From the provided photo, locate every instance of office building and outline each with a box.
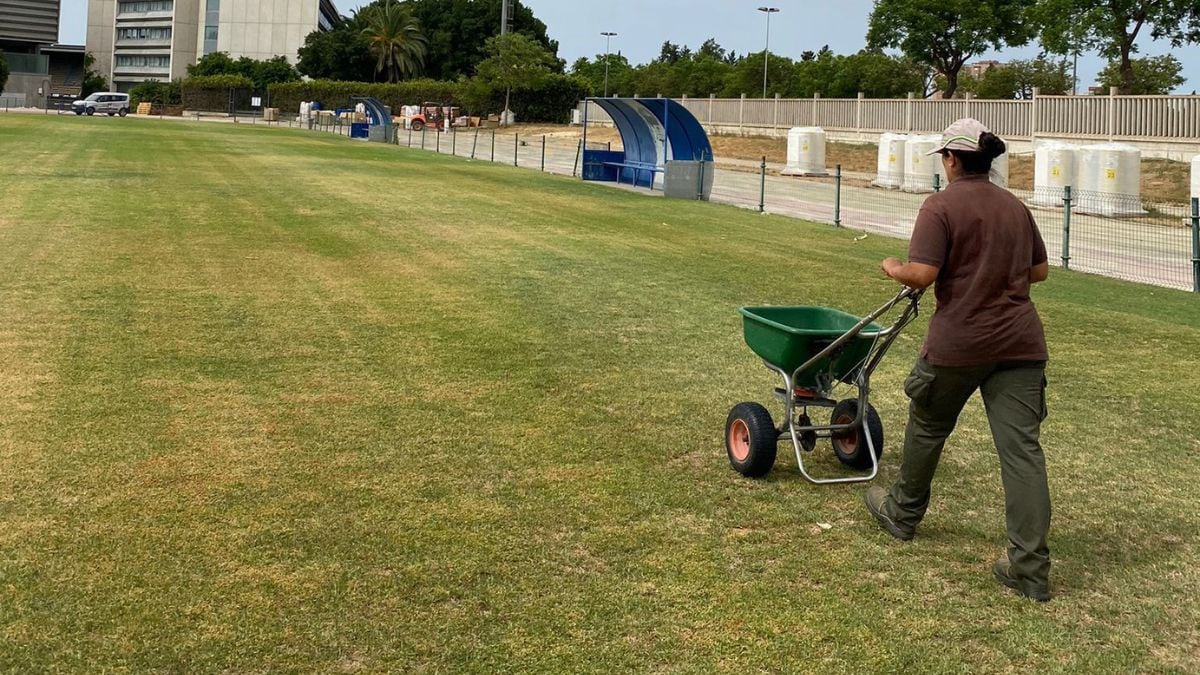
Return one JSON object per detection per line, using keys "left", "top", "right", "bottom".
{"left": 86, "top": 0, "right": 339, "bottom": 92}
{"left": 0, "top": 1, "right": 85, "bottom": 108}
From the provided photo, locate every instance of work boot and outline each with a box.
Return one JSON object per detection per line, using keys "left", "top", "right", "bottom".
{"left": 863, "top": 486, "right": 914, "bottom": 541}
{"left": 993, "top": 557, "right": 1051, "bottom": 602}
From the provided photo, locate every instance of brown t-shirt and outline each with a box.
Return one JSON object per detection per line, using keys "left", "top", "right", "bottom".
{"left": 909, "top": 174, "right": 1049, "bottom": 367}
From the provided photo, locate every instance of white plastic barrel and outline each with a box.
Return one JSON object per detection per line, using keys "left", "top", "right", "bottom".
{"left": 782, "top": 127, "right": 828, "bottom": 176}
{"left": 1076, "top": 143, "right": 1144, "bottom": 215}
{"left": 903, "top": 134, "right": 942, "bottom": 193}
{"left": 1032, "top": 141, "right": 1076, "bottom": 206}
{"left": 874, "top": 133, "right": 907, "bottom": 188}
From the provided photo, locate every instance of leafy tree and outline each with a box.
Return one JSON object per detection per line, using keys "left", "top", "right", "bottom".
{"left": 969, "top": 58, "right": 1071, "bottom": 99}
{"left": 475, "top": 33, "right": 557, "bottom": 123}
{"left": 187, "top": 52, "right": 299, "bottom": 90}
{"left": 187, "top": 51, "right": 238, "bottom": 77}
{"left": 837, "top": 51, "right": 928, "bottom": 98}
{"left": 1031, "top": 0, "right": 1200, "bottom": 94}
{"left": 697, "top": 38, "right": 727, "bottom": 62}
{"left": 297, "top": 11, "right": 377, "bottom": 81}
{"left": 81, "top": 53, "right": 108, "bottom": 96}
{"left": 0, "top": 53, "right": 8, "bottom": 95}
{"left": 243, "top": 56, "right": 301, "bottom": 90}
{"left": 569, "top": 53, "right": 634, "bottom": 96}
{"left": 721, "top": 51, "right": 796, "bottom": 97}
{"left": 400, "top": 0, "right": 559, "bottom": 81}
{"left": 362, "top": 0, "right": 428, "bottom": 82}
{"left": 1096, "top": 54, "right": 1185, "bottom": 94}
{"left": 867, "top": 0, "right": 1035, "bottom": 98}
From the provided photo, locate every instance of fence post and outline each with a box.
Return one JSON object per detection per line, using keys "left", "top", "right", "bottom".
{"left": 1030, "top": 87, "right": 1040, "bottom": 139}
{"left": 573, "top": 138, "right": 581, "bottom": 177}
{"left": 708, "top": 93, "right": 714, "bottom": 127}
{"left": 906, "top": 92, "right": 914, "bottom": 132}
{"left": 408, "top": 126, "right": 412, "bottom": 147}
{"left": 1107, "top": 86, "right": 1118, "bottom": 141}
{"left": 436, "top": 127, "right": 441, "bottom": 153}
{"left": 739, "top": 93, "right": 745, "bottom": 132}
{"left": 774, "top": 93, "right": 780, "bottom": 129}
{"left": 451, "top": 129, "right": 456, "bottom": 155}
{"left": 514, "top": 133, "right": 519, "bottom": 167}
{"left": 759, "top": 156, "right": 767, "bottom": 213}
{"left": 1192, "top": 197, "right": 1199, "bottom": 293}
{"left": 491, "top": 131, "right": 496, "bottom": 162}
{"left": 471, "top": 128, "right": 479, "bottom": 159}
{"left": 933, "top": 173, "right": 941, "bottom": 192}
{"left": 834, "top": 164, "right": 842, "bottom": 227}
{"left": 812, "top": 92, "right": 820, "bottom": 127}
{"left": 856, "top": 92, "right": 864, "bottom": 131}
{"left": 421, "top": 128, "right": 426, "bottom": 150}
{"left": 1062, "top": 186, "right": 1073, "bottom": 270}
{"left": 541, "top": 135, "right": 546, "bottom": 172}
{"left": 964, "top": 92, "right": 972, "bottom": 121}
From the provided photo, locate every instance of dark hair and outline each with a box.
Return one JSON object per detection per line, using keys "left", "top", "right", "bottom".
{"left": 948, "top": 132, "right": 1006, "bottom": 175}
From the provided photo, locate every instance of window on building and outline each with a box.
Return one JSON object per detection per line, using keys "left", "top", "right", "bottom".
{"left": 117, "top": 27, "right": 172, "bottom": 41}
{"left": 118, "top": 1, "right": 174, "bottom": 14}
{"left": 115, "top": 55, "right": 171, "bottom": 69}
{"left": 203, "top": 0, "right": 220, "bottom": 55}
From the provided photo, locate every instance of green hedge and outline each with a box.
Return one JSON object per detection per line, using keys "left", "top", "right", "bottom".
{"left": 268, "top": 79, "right": 461, "bottom": 115}
{"left": 182, "top": 74, "right": 253, "bottom": 112}
{"left": 129, "top": 79, "right": 182, "bottom": 108}
{"left": 268, "top": 75, "right": 588, "bottom": 123}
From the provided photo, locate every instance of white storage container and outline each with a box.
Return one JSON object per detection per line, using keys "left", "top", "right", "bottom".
{"left": 1031, "top": 141, "right": 1076, "bottom": 206}
{"left": 1076, "top": 143, "right": 1144, "bottom": 216}
{"left": 874, "top": 133, "right": 907, "bottom": 188}
{"left": 903, "top": 134, "right": 942, "bottom": 192}
{"left": 989, "top": 149, "right": 1010, "bottom": 188}
{"left": 781, "top": 127, "right": 828, "bottom": 176}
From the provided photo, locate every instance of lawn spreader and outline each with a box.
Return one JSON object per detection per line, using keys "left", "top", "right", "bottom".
{"left": 725, "top": 286, "right": 924, "bottom": 484}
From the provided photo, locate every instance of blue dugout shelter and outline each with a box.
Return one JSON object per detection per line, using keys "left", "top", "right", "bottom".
{"left": 581, "top": 97, "right": 713, "bottom": 190}
{"left": 350, "top": 96, "right": 394, "bottom": 143}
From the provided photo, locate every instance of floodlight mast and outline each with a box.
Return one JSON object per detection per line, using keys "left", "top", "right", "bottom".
{"left": 758, "top": 7, "right": 780, "bottom": 99}
{"left": 601, "top": 32, "right": 618, "bottom": 97}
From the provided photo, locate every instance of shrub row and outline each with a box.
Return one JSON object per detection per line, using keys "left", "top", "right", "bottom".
{"left": 267, "top": 75, "right": 588, "bottom": 124}
{"left": 182, "top": 74, "right": 253, "bottom": 112}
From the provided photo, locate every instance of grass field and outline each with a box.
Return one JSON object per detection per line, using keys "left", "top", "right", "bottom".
{"left": 2, "top": 115, "right": 1199, "bottom": 672}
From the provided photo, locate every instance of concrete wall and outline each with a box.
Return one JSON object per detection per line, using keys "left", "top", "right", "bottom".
{"left": 2, "top": 71, "right": 52, "bottom": 107}
{"left": 0, "top": 0, "right": 61, "bottom": 44}
{"left": 215, "top": 0, "right": 316, "bottom": 64}
{"left": 85, "top": 0, "right": 115, "bottom": 85}
{"left": 171, "top": 0, "right": 200, "bottom": 80}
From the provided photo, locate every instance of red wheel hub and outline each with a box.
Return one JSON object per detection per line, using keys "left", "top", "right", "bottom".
{"left": 729, "top": 419, "right": 751, "bottom": 461}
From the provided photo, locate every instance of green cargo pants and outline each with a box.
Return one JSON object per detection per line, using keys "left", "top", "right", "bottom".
{"left": 880, "top": 357, "right": 1051, "bottom": 586}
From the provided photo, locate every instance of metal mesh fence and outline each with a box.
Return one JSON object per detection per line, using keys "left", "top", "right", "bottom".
{"left": 286, "top": 118, "right": 1200, "bottom": 294}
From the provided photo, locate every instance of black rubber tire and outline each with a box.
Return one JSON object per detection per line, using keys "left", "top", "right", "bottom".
{"left": 410, "top": 120, "right": 424, "bottom": 132}
{"left": 107, "top": 112, "right": 115, "bottom": 116}
{"left": 86, "top": 108, "right": 95, "bottom": 116}
{"left": 829, "top": 399, "right": 884, "bottom": 470}
{"left": 119, "top": 108, "right": 128, "bottom": 117}
{"left": 74, "top": 111, "right": 82, "bottom": 116}
{"left": 725, "top": 402, "right": 778, "bottom": 478}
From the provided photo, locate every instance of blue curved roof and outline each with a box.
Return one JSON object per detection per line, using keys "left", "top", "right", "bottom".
{"left": 587, "top": 97, "right": 713, "bottom": 164}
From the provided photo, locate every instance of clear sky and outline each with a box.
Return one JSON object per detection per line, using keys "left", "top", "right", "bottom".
{"left": 58, "top": 0, "right": 1200, "bottom": 93}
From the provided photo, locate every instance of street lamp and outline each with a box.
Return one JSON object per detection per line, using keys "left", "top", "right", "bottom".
{"left": 601, "top": 31, "right": 618, "bottom": 97}
{"left": 758, "top": 7, "right": 780, "bottom": 99}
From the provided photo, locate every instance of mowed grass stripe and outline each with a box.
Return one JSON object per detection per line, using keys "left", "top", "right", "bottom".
{"left": 0, "top": 115, "right": 1197, "bottom": 672}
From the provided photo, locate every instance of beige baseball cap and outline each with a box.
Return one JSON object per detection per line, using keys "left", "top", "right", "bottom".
{"left": 927, "top": 117, "right": 991, "bottom": 155}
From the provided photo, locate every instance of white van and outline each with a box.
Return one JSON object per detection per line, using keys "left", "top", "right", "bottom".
{"left": 72, "top": 92, "right": 131, "bottom": 117}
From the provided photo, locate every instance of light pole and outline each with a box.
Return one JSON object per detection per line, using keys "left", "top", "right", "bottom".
{"left": 758, "top": 7, "right": 780, "bottom": 99}
{"left": 601, "top": 31, "right": 618, "bottom": 97}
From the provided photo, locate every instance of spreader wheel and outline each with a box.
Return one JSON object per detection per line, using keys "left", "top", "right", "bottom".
{"left": 725, "top": 402, "right": 778, "bottom": 478}
{"left": 829, "top": 399, "right": 884, "bottom": 470}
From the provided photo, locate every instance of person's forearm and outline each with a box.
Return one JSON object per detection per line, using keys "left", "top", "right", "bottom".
{"left": 888, "top": 263, "right": 936, "bottom": 289}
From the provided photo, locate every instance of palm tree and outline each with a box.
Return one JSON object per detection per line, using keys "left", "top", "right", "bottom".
{"left": 362, "top": 1, "right": 428, "bottom": 83}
